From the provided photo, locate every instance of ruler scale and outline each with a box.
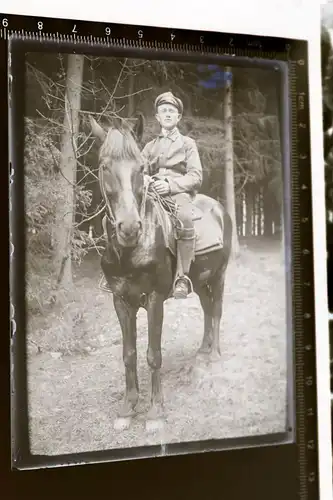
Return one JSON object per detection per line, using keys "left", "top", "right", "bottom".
{"left": 3, "top": 12, "right": 319, "bottom": 499}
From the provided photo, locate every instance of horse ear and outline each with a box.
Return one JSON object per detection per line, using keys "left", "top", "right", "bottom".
{"left": 88, "top": 115, "right": 106, "bottom": 142}
{"left": 132, "top": 112, "right": 145, "bottom": 143}
{"left": 113, "top": 116, "right": 123, "bottom": 130}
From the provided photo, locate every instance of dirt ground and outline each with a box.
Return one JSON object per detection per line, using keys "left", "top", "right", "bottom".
{"left": 27, "top": 240, "right": 288, "bottom": 456}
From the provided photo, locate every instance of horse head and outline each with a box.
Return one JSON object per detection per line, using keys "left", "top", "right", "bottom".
{"left": 89, "top": 113, "right": 145, "bottom": 248}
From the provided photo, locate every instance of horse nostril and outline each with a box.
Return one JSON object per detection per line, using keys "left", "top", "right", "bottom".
{"left": 117, "top": 220, "right": 141, "bottom": 237}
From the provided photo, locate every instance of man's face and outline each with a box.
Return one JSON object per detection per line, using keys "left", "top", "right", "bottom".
{"left": 155, "top": 103, "right": 181, "bottom": 130}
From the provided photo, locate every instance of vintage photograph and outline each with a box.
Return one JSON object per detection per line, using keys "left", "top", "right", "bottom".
{"left": 21, "top": 48, "right": 289, "bottom": 457}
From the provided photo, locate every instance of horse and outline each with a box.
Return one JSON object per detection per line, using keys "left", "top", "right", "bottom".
{"left": 89, "top": 113, "right": 232, "bottom": 432}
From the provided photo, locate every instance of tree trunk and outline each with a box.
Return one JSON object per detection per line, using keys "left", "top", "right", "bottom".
{"left": 54, "top": 54, "right": 84, "bottom": 301}
{"left": 238, "top": 194, "right": 244, "bottom": 237}
{"left": 246, "top": 184, "right": 253, "bottom": 237}
{"left": 223, "top": 67, "right": 240, "bottom": 258}
{"left": 263, "top": 183, "right": 273, "bottom": 237}
{"left": 259, "top": 185, "right": 264, "bottom": 236}
{"left": 254, "top": 189, "right": 259, "bottom": 236}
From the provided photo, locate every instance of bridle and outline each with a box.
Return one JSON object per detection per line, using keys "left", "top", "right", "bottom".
{"left": 98, "top": 162, "right": 150, "bottom": 240}
{"left": 99, "top": 165, "right": 116, "bottom": 234}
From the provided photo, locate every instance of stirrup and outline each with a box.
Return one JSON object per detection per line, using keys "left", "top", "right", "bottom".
{"left": 173, "top": 275, "right": 193, "bottom": 300}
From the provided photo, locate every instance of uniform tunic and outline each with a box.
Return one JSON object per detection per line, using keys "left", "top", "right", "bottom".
{"left": 142, "top": 127, "right": 202, "bottom": 194}
{"left": 141, "top": 127, "right": 203, "bottom": 227}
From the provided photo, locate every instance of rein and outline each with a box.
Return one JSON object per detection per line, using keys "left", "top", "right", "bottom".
{"left": 147, "top": 181, "right": 181, "bottom": 226}
{"left": 99, "top": 161, "right": 182, "bottom": 243}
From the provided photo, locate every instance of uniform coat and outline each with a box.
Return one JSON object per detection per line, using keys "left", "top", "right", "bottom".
{"left": 142, "top": 127, "right": 203, "bottom": 197}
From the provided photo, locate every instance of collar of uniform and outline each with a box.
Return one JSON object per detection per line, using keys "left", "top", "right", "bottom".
{"left": 158, "top": 127, "right": 180, "bottom": 142}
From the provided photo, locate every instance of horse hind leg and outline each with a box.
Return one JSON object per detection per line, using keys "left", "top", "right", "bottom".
{"left": 209, "top": 268, "right": 227, "bottom": 362}
{"left": 197, "top": 283, "right": 213, "bottom": 356}
{"left": 197, "top": 267, "right": 226, "bottom": 363}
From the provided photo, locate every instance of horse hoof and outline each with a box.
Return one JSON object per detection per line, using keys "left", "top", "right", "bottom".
{"left": 114, "top": 416, "right": 132, "bottom": 431}
{"left": 195, "top": 351, "right": 213, "bottom": 368}
{"left": 209, "top": 350, "right": 221, "bottom": 363}
{"left": 196, "top": 350, "right": 209, "bottom": 361}
{"left": 145, "top": 418, "right": 165, "bottom": 433}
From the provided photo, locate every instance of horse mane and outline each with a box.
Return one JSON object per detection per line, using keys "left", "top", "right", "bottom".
{"left": 99, "top": 126, "right": 142, "bottom": 164}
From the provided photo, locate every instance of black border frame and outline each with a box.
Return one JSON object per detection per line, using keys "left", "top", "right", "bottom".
{"left": 1, "top": 12, "right": 318, "bottom": 500}
{"left": 10, "top": 37, "right": 293, "bottom": 467}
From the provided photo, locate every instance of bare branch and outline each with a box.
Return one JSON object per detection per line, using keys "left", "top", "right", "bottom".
{"left": 99, "top": 58, "right": 128, "bottom": 116}
{"left": 76, "top": 160, "right": 99, "bottom": 182}
{"left": 75, "top": 202, "right": 106, "bottom": 225}
{"left": 113, "top": 86, "right": 153, "bottom": 100}
{"left": 36, "top": 109, "right": 65, "bottom": 131}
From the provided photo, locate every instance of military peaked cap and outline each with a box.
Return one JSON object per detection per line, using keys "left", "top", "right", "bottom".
{"left": 154, "top": 91, "right": 184, "bottom": 114}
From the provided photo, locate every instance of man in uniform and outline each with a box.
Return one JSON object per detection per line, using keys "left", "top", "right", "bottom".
{"left": 142, "top": 91, "right": 203, "bottom": 299}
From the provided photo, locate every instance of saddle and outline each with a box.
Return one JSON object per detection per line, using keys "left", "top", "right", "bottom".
{"left": 151, "top": 193, "right": 225, "bottom": 257}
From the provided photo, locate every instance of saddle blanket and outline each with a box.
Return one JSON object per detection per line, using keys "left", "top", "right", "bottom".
{"left": 152, "top": 196, "right": 224, "bottom": 257}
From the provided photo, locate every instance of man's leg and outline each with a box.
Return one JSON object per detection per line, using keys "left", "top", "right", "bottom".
{"left": 173, "top": 194, "right": 196, "bottom": 299}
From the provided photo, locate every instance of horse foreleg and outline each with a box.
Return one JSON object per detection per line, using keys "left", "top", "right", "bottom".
{"left": 113, "top": 294, "right": 139, "bottom": 431}
{"left": 145, "top": 291, "right": 165, "bottom": 432}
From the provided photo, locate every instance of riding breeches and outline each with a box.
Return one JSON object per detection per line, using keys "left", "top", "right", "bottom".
{"left": 172, "top": 192, "right": 195, "bottom": 234}
{"left": 171, "top": 192, "right": 196, "bottom": 279}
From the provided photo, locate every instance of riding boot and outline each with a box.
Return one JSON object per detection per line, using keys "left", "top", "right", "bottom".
{"left": 173, "top": 226, "right": 196, "bottom": 299}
